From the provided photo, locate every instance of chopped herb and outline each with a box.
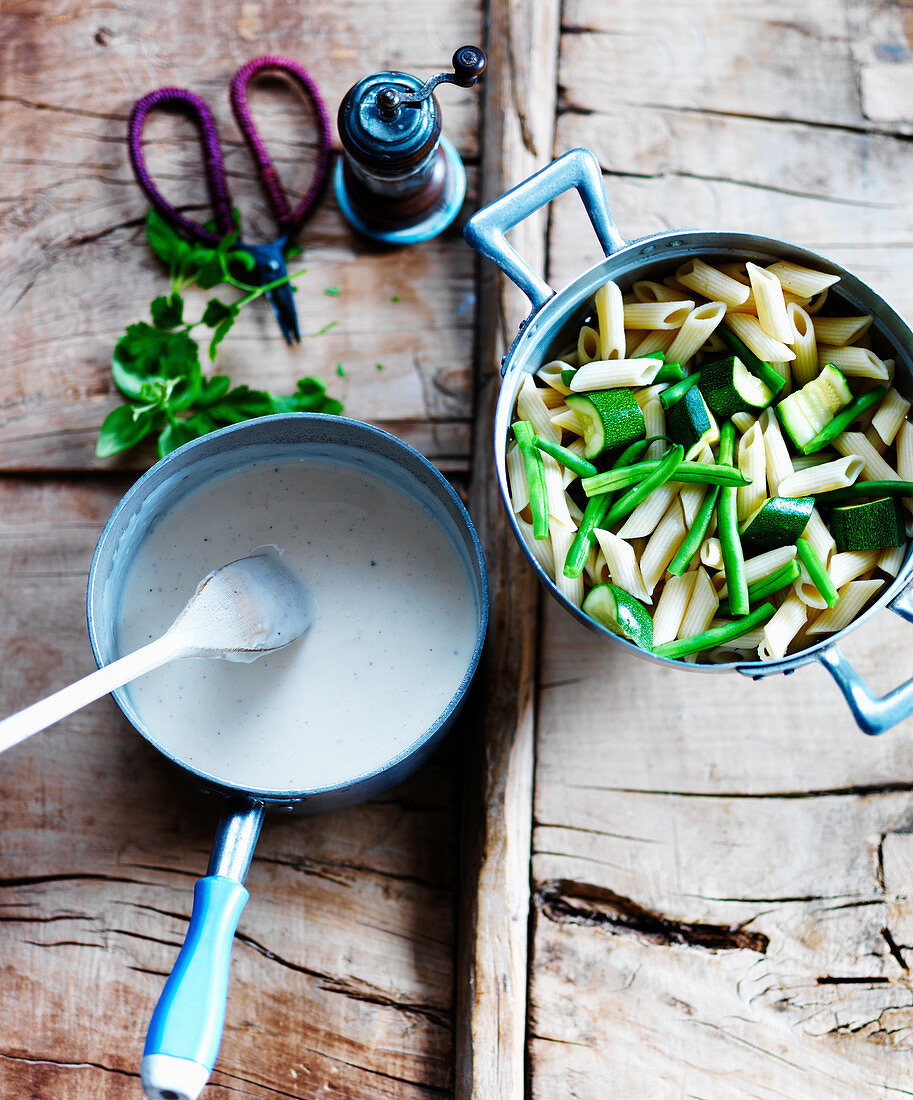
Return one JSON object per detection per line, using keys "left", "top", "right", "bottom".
{"left": 376, "top": 363, "right": 385, "bottom": 371}
{"left": 336, "top": 362, "right": 345, "bottom": 377}
{"left": 391, "top": 296, "right": 400, "bottom": 302}
{"left": 313, "top": 320, "right": 338, "bottom": 336}
{"left": 325, "top": 286, "right": 341, "bottom": 296}
{"left": 96, "top": 210, "right": 342, "bottom": 460}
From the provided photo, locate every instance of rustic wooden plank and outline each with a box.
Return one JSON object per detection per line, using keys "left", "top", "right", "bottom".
{"left": 0, "top": 478, "right": 461, "bottom": 1096}
{"left": 529, "top": 1, "right": 913, "bottom": 1095}
{"left": 0, "top": 0, "right": 481, "bottom": 471}
{"left": 454, "top": 1, "right": 560, "bottom": 1097}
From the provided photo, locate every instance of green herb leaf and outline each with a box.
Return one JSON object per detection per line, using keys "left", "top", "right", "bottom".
{"left": 200, "top": 298, "right": 237, "bottom": 329}
{"left": 312, "top": 320, "right": 337, "bottom": 336}
{"left": 195, "top": 375, "right": 232, "bottom": 407}
{"left": 150, "top": 292, "right": 184, "bottom": 329}
{"left": 96, "top": 404, "right": 160, "bottom": 457}
{"left": 208, "top": 314, "right": 237, "bottom": 360}
{"left": 325, "top": 286, "right": 340, "bottom": 296}
{"left": 336, "top": 362, "right": 345, "bottom": 377}
{"left": 146, "top": 211, "right": 191, "bottom": 276}
{"left": 196, "top": 254, "right": 228, "bottom": 290}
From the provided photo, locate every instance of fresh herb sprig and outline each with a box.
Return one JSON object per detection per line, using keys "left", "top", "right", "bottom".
{"left": 97, "top": 211, "right": 342, "bottom": 459}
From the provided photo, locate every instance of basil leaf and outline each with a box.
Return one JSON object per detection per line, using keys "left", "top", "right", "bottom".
{"left": 208, "top": 314, "right": 236, "bottom": 361}
{"left": 200, "top": 299, "right": 236, "bottom": 329}
{"left": 146, "top": 211, "right": 191, "bottom": 275}
{"left": 150, "top": 292, "right": 184, "bottom": 329}
{"left": 95, "top": 404, "right": 159, "bottom": 457}
{"left": 195, "top": 375, "right": 232, "bottom": 407}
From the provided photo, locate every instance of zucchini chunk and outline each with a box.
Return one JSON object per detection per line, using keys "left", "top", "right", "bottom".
{"left": 739, "top": 496, "right": 814, "bottom": 548}
{"left": 777, "top": 363, "right": 853, "bottom": 449}
{"left": 664, "top": 385, "right": 719, "bottom": 459}
{"left": 829, "top": 496, "right": 905, "bottom": 551}
{"left": 699, "top": 355, "right": 773, "bottom": 418}
{"left": 565, "top": 389, "right": 646, "bottom": 459}
{"left": 581, "top": 583, "right": 653, "bottom": 649}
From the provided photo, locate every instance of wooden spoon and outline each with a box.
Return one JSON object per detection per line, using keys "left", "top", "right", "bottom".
{"left": 0, "top": 554, "right": 313, "bottom": 755}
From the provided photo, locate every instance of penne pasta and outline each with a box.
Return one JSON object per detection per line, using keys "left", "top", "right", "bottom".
{"left": 594, "top": 529, "right": 652, "bottom": 604}
{"left": 550, "top": 524, "right": 584, "bottom": 607}
{"left": 811, "top": 314, "right": 873, "bottom": 347}
{"left": 678, "top": 567, "right": 720, "bottom": 638}
{"left": 761, "top": 407, "right": 794, "bottom": 495}
{"left": 700, "top": 536, "right": 724, "bottom": 570}
{"left": 632, "top": 279, "right": 685, "bottom": 303}
{"left": 871, "top": 388, "right": 912, "bottom": 446}
{"left": 878, "top": 545, "right": 906, "bottom": 577}
{"left": 676, "top": 259, "right": 750, "bottom": 307}
{"left": 777, "top": 454, "right": 864, "bottom": 497}
{"left": 568, "top": 358, "right": 663, "bottom": 391}
{"left": 640, "top": 499, "right": 687, "bottom": 594}
{"left": 803, "top": 508, "right": 836, "bottom": 570}
{"left": 537, "top": 360, "right": 574, "bottom": 394}
{"left": 828, "top": 550, "right": 880, "bottom": 590}
{"left": 628, "top": 328, "right": 677, "bottom": 358}
{"left": 517, "top": 373, "right": 560, "bottom": 442}
{"left": 622, "top": 300, "right": 695, "bottom": 330}
{"left": 807, "top": 580, "right": 884, "bottom": 634}
{"left": 666, "top": 301, "right": 726, "bottom": 363}
{"left": 787, "top": 302, "right": 818, "bottom": 387}
{"left": 577, "top": 325, "right": 600, "bottom": 365}
{"left": 759, "top": 593, "right": 807, "bottom": 660}
{"left": 765, "top": 260, "right": 840, "bottom": 297}
{"left": 723, "top": 312, "right": 796, "bottom": 362}
{"left": 643, "top": 397, "right": 666, "bottom": 461}
{"left": 833, "top": 431, "right": 902, "bottom": 481}
{"left": 817, "top": 345, "right": 890, "bottom": 381}
{"left": 746, "top": 262, "right": 794, "bottom": 343}
{"left": 595, "top": 280, "right": 626, "bottom": 361}
{"left": 617, "top": 481, "right": 680, "bottom": 539}
{"left": 652, "top": 571, "right": 697, "bottom": 646}
{"left": 737, "top": 423, "right": 767, "bottom": 521}
{"left": 506, "top": 443, "right": 530, "bottom": 513}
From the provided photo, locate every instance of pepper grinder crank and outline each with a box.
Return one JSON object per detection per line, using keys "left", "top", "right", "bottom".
{"left": 335, "top": 45, "right": 486, "bottom": 244}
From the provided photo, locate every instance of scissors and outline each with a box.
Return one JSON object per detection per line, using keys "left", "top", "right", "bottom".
{"left": 128, "top": 56, "right": 332, "bottom": 344}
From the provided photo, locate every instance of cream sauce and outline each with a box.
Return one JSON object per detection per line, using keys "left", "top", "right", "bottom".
{"left": 115, "top": 456, "right": 479, "bottom": 792}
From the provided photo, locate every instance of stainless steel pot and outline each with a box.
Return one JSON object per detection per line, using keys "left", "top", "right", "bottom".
{"left": 86, "top": 413, "right": 488, "bottom": 1100}
{"left": 464, "top": 146, "right": 913, "bottom": 736}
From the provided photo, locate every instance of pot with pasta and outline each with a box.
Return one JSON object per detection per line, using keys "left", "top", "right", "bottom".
{"left": 464, "top": 146, "right": 913, "bottom": 735}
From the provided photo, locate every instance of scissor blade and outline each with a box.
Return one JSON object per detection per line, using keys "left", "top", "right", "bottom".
{"left": 245, "top": 240, "right": 301, "bottom": 345}
{"left": 265, "top": 282, "right": 300, "bottom": 345}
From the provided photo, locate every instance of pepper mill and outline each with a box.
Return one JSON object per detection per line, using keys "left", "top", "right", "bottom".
{"left": 335, "top": 45, "right": 486, "bottom": 244}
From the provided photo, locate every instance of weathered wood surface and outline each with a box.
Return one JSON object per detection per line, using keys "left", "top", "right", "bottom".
{"left": 0, "top": 480, "right": 461, "bottom": 1097}
{"left": 0, "top": 0, "right": 481, "bottom": 1096}
{"left": 527, "top": 2, "right": 913, "bottom": 1097}
{"left": 0, "top": 0, "right": 480, "bottom": 471}
{"left": 456, "top": 0, "right": 557, "bottom": 1096}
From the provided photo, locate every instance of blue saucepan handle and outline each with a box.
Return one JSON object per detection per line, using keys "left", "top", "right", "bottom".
{"left": 141, "top": 798, "right": 265, "bottom": 1100}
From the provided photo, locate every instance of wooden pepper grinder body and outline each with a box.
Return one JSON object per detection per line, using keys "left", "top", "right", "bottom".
{"left": 335, "top": 46, "right": 486, "bottom": 244}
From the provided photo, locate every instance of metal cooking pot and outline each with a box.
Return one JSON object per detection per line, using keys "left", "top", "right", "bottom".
{"left": 86, "top": 413, "right": 488, "bottom": 1100}
{"left": 464, "top": 146, "right": 913, "bottom": 736}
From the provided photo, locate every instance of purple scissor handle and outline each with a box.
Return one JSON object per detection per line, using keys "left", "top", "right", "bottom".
{"left": 127, "top": 57, "right": 332, "bottom": 344}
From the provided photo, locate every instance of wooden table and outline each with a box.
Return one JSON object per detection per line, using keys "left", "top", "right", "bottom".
{"left": 4, "top": 2, "right": 913, "bottom": 1097}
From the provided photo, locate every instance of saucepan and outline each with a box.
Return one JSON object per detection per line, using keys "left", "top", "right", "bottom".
{"left": 464, "top": 146, "right": 913, "bottom": 735}
{"left": 85, "top": 413, "right": 488, "bottom": 1100}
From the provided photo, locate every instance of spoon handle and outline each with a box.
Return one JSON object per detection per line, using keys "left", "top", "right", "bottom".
{"left": 0, "top": 634, "right": 181, "bottom": 755}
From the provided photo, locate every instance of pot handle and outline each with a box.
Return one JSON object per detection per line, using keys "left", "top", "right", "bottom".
{"left": 815, "top": 580, "right": 913, "bottom": 735}
{"left": 140, "top": 797, "right": 265, "bottom": 1100}
{"left": 464, "top": 147, "right": 625, "bottom": 312}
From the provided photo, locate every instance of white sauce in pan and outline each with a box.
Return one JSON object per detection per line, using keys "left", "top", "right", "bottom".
{"left": 115, "top": 456, "right": 479, "bottom": 792}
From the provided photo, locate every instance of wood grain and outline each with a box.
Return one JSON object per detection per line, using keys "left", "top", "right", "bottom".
{"left": 0, "top": 478, "right": 461, "bottom": 1097}
{"left": 455, "top": 1, "right": 560, "bottom": 1097}
{"left": 528, "top": 2, "right": 913, "bottom": 1096}
{"left": 0, "top": 0, "right": 481, "bottom": 472}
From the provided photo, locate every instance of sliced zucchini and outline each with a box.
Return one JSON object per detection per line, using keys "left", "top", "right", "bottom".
{"left": 699, "top": 355, "right": 773, "bottom": 418}
{"left": 777, "top": 363, "right": 853, "bottom": 449}
{"left": 739, "top": 495, "right": 814, "bottom": 548}
{"left": 829, "top": 496, "right": 905, "bottom": 551}
{"left": 581, "top": 583, "right": 653, "bottom": 649}
{"left": 565, "top": 389, "right": 646, "bottom": 459}
{"left": 664, "top": 385, "right": 719, "bottom": 459}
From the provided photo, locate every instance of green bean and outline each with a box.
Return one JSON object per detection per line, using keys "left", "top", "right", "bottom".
{"left": 667, "top": 484, "right": 722, "bottom": 576}
{"left": 717, "top": 421, "right": 749, "bottom": 615}
{"left": 659, "top": 373, "right": 699, "bottom": 410}
{"left": 717, "top": 325, "right": 787, "bottom": 396}
{"left": 512, "top": 421, "right": 549, "bottom": 539}
{"left": 717, "top": 559, "right": 801, "bottom": 616}
{"left": 633, "top": 349, "right": 667, "bottom": 362}
{"left": 796, "top": 537, "right": 840, "bottom": 608}
{"left": 654, "top": 361, "right": 685, "bottom": 384}
{"left": 581, "top": 459, "right": 748, "bottom": 496}
{"left": 601, "top": 445, "right": 685, "bottom": 528}
{"left": 563, "top": 438, "right": 656, "bottom": 578}
{"left": 654, "top": 602, "right": 777, "bottom": 660}
{"left": 814, "top": 478, "right": 913, "bottom": 506}
{"left": 533, "top": 435, "right": 598, "bottom": 479}
{"left": 798, "top": 385, "right": 887, "bottom": 454}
